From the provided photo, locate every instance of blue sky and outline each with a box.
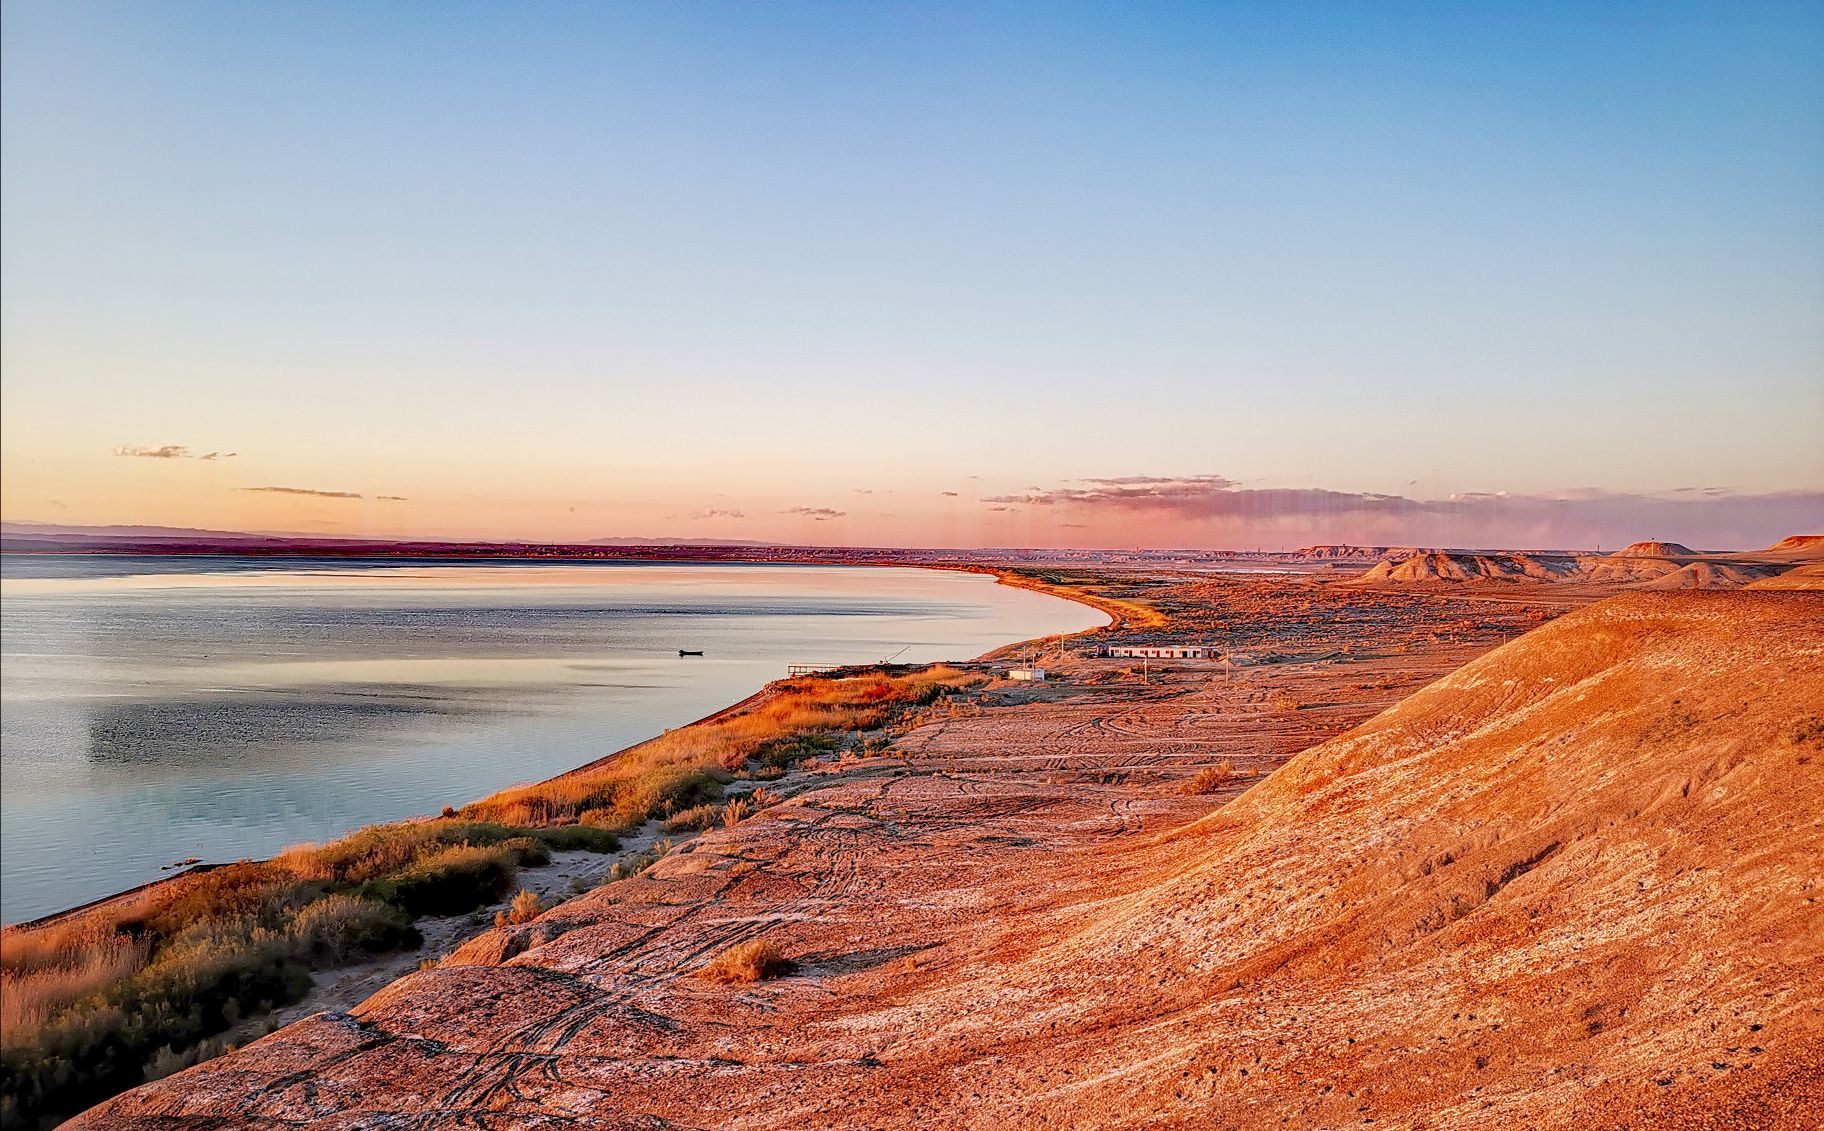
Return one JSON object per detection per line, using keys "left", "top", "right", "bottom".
{"left": 3, "top": 1, "right": 1820, "bottom": 547}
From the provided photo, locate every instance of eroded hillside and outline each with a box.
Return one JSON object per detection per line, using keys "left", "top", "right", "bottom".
{"left": 80, "top": 591, "right": 1824, "bottom": 1129}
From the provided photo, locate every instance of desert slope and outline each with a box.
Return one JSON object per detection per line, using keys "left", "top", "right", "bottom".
{"left": 1348, "top": 550, "right": 1581, "bottom": 583}
{"left": 1751, "top": 563, "right": 1824, "bottom": 591}
{"left": 81, "top": 592, "right": 1824, "bottom": 1129}
{"left": 1612, "top": 540, "right": 1696, "bottom": 557}
{"left": 1346, "top": 537, "right": 1817, "bottom": 588}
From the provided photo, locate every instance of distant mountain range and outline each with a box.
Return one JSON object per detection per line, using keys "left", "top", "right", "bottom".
{"left": 0, "top": 522, "right": 777, "bottom": 550}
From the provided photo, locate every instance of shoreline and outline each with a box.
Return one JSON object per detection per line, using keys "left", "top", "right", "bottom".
{"left": 73, "top": 568, "right": 1724, "bottom": 1129}
{"left": 5, "top": 564, "right": 1117, "bottom": 932}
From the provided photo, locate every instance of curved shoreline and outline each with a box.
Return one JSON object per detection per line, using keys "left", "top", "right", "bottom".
{"left": 7, "top": 564, "right": 1114, "bottom": 931}
{"left": 553, "top": 567, "right": 1122, "bottom": 782}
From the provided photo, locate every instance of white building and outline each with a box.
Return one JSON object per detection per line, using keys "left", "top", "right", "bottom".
{"left": 1008, "top": 668, "right": 1047, "bottom": 681}
{"left": 1101, "top": 645, "right": 1210, "bottom": 660}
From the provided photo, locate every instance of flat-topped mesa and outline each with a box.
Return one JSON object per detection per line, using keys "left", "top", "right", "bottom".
{"left": 76, "top": 591, "right": 1824, "bottom": 1130}
{"left": 1612, "top": 540, "right": 1696, "bottom": 557}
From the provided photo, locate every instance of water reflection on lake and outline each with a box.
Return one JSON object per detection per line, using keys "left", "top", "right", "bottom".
{"left": 0, "top": 557, "right": 1104, "bottom": 921}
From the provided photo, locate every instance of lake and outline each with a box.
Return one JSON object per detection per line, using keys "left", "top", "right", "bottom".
{"left": 0, "top": 556, "right": 1104, "bottom": 922}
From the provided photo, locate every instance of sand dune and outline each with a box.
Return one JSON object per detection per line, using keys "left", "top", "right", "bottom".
{"left": 79, "top": 590, "right": 1824, "bottom": 1129}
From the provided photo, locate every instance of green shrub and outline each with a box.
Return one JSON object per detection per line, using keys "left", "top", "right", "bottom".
{"left": 529, "top": 824, "right": 621, "bottom": 852}
{"left": 1, "top": 928, "right": 312, "bottom": 1129}
{"left": 616, "top": 767, "right": 727, "bottom": 824}
{"left": 497, "top": 836, "right": 551, "bottom": 868}
{"left": 126, "top": 863, "right": 311, "bottom": 940}
{"left": 752, "top": 731, "right": 840, "bottom": 771}
{"left": 288, "top": 896, "right": 420, "bottom": 966}
{"left": 361, "top": 845, "right": 515, "bottom": 917}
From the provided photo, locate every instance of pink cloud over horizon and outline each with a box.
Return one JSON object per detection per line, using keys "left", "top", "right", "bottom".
{"left": 978, "top": 476, "right": 1824, "bottom": 550}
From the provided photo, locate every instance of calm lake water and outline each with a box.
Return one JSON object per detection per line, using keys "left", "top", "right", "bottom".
{"left": 0, "top": 556, "right": 1104, "bottom": 922}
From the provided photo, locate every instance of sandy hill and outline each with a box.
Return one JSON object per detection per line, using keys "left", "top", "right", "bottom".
{"left": 1292, "top": 544, "right": 1426, "bottom": 562}
{"left": 1613, "top": 541, "right": 1696, "bottom": 557}
{"left": 1348, "top": 544, "right": 1808, "bottom": 589}
{"left": 1749, "top": 562, "right": 1824, "bottom": 591}
{"left": 1346, "top": 550, "right": 1580, "bottom": 584}
{"left": 1641, "top": 560, "right": 1785, "bottom": 590}
{"left": 1758, "top": 535, "right": 1824, "bottom": 563}
{"left": 82, "top": 592, "right": 1824, "bottom": 1129}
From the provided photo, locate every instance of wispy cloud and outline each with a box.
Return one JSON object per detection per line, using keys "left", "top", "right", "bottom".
{"left": 115, "top": 444, "right": 190, "bottom": 459}
{"left": 377, "top": 495, "right": 409, "bottom": 502}
{"left": 114, "top": 444, "right": 238, "bottom": 460}
{"left": 240, "top": 486, "right": 363, "bottom": 499}
{"left": 671, "top": 508, "right": 744, "bottom": 520}
{"left": 783, "top": 506, "right": 844, "bottom": 520}
{"left": 940, "top": 490, "right": 959, "bottom": 497}
{"left": 981, "top": 474, "right": 1824, "bottom": 549}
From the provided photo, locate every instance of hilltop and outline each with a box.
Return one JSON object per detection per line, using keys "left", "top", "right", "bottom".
{"left": 1761, "top": 535, "right": 1824, "bottom": 562}
{"left": 1343, "top": 534, "right": 1822, "bottom": 589}
{"left": 1347, "top": 550, "right": 1580, "bottom": 584}
{"left": 1612, "top": 540, "right": 1696, "bottom": 557}
{"left": 1290, "top": 544, "right": 1427, "bottom": 562}
{"left": 81, "top": 589, "right": 1824, "bottom": 1129}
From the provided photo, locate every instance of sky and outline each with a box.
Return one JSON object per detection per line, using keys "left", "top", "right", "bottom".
{"left": 3, "top": 0, "right": 1821, "bottom": 550}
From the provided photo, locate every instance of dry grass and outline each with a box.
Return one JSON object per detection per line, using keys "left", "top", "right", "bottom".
{"left": 700, "top": 939, "right": 795, "bottom": 984}
{"left": 1, "top": 830, "right": 524, "bottom": 1125}
{"left": 494, "top": 890, "right": 545, "bottom": 928}
{"left": 722, "top": 797, "right": 753, "bottom": 827}
{"left": 0, "top": 664, "right": 981, "bottom": 1128}
{"left": 0, "top": 925, "right": 146, "bottom": 1051}
{"left": 461, "top": 666, "right": 980, "bottom": 831}
{"left": 722, "top": 786, "right": 782, "bottom": 828}
{"left": 1183, "top": 762, "right": 1236, "bottom": 795}
{"left": 660, "top": 803, "right": 723, "bottom": 834}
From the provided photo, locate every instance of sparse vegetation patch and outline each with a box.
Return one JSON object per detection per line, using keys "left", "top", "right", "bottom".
{"left": 700, "top": 939, "right": 796, "bottom": 984}
{"left": 1184, "top": 762, "right": 1237, "bottom": 795}
{"left": 0, "top": 663, "right": 982, "bottom": 1127}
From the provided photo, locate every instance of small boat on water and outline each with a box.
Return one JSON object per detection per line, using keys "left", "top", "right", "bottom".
{"left": 678, "top": 649, "right": 704, "bottom": 657}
